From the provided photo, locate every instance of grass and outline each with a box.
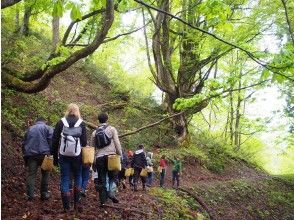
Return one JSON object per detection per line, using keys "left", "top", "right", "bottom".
{"left": 149, "top": 188, "right": 200, "bottom": 220}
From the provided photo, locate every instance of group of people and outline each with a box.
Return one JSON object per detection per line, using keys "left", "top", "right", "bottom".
{"left": 22, "top": 103, "right": 182, "bottom": 213}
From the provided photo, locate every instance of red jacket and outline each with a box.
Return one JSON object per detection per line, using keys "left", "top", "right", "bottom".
{"left": 159, "top": 159, "right": 167, "bottom": 168}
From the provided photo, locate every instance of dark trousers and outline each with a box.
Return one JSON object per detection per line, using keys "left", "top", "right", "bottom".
{"left": 146, "top": 172, "right": 154, "bottom": 186}
{"left": 160, "top": 169, "right": 166, "bottom": 187}
{"left": 95, "top": 156, "right": 117, "bottom": 205}
{"left": 133, "top": 167, "right": 146, "bottom": 189}
{"left": 26, "top": 156, "right": 49, "bottom": 198}
{"left": 172, "top": 170, "right": 180, "bottom": 187}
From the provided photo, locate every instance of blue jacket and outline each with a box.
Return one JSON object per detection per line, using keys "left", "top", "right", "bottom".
{"left": 22, "top": 121, "right": 53, "bottom": 156}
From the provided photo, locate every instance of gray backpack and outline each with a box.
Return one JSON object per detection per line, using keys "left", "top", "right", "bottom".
{"left": 59, "top": 117, "right": 83, "bottom": 157}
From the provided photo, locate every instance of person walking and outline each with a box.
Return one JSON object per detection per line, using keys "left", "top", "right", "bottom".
{"left": 159, "top": 155, "right": 167, "bottom": 187}
{"left": 91, "top": 112, "right": 122, "bottom": 206}
{"left": 146, "top": 152, "right": 154, "bottom": 187}
{"left": 172, "top": 156, "right": 182, "bottom": 188}
{"left": 22, "top": 117, "right": 53, "bottom": 201}
{"left": 127, "top": 150, "right": 134, "bottom": 187}
{"left": 132, "top": 144, "right": 147, "bottom": 191}
{"left": 52, "top": 103, "right": 87, "bottom": 213}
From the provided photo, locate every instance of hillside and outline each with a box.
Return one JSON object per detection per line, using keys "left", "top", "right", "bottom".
{"left": 2, "top": 62, "right": 294, "bottom": 220}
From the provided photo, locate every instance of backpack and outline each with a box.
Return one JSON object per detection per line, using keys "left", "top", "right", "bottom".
{"left": 95, "top": 125, "right": 111, "bottom": 149}
{"left": 59, "top": 117, "right": 83, "bottom": 157}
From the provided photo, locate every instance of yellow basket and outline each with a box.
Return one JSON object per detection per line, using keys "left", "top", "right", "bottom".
{"left": 146, "top": 166, "right": 154, "bottom": 172}
{"left": 140, "top": 168, "right": 148, "bottom": 177}
{"left": 41, "top": 155, "right": 53, "bottom": 171}
{"left": 82, "top": 146, "right": 95, "bottom": 165}
{"left": 108, "top": 155, "right": 121, "bottom": 171}
{"left": 125, "top": 168, "right": 134, "bottom": 177}
{"left": 157, "top": 166, "right": 163, "bottom": 173}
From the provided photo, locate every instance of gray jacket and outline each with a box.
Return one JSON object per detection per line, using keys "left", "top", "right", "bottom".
{"left": 22, "top": 121, "right": 53, "bottom": 156}
{"left": 91, "top": 123, "right": 122, "bottom": 158}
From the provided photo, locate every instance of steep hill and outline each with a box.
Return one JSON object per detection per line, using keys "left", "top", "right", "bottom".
{"left": 1, "top": 61, "right": 294, "bottom": 220}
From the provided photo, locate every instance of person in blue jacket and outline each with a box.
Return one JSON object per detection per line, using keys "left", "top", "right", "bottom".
{"left": 22, "top": 117, "right": 53, "bottom": 201}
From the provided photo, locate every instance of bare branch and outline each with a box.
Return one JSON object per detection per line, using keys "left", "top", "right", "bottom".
{"left": 84, "top": 111, "right": 186, "bottom": 138}
{"left": 281, "top": 0, "right": 294, "bottom": 44}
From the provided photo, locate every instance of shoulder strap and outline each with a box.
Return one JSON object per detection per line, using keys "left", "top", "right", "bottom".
{"left": 61, "top": 117, "right": 69, "bottom": 127}
{"left": 74, "top": 118, "right": 83, "bottom": 127}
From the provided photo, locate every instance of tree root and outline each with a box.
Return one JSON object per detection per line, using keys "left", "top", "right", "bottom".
{"left": 178, "top": 187, "right": 219, "bottom": 220}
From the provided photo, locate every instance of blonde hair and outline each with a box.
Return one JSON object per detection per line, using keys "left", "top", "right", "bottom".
{"left": 64, "top": 103, "right": 81, "bottom": 119}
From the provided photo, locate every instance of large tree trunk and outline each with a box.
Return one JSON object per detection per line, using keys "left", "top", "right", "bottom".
{"left": 234, "top": 73, "right": 242, "bottom": 151}
{"left": 165, "top": 93, "right": 188, "bottom": 142}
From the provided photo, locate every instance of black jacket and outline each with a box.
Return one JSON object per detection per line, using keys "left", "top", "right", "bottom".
{"left": 52, "top": 115, "right": 87, "bottom": 164}
{"left": 131, "top": 149, "right": 147, "bottom": 169}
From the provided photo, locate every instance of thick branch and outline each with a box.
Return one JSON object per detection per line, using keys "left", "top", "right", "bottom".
{"left": 1, "top": 0, "right": 21, "bottom": 9}
{"left": 65, "top": 24, "right": 149, "bottom": 47}
{"left": 84, "top": 111, "right": 186, "bottom": 138}
{"left": 62, "top": 8, "right": 106, "bottom": 45}
{"left": 3, "top": 0, "right": 114, "bottom": 93}
{"left": 134, "top": 0, "right": 294, "bottom": 81}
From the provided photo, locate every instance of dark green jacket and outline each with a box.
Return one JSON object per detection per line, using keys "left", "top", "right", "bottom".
{"left": 172, "top": 159, "right": 182, "bottom": 172}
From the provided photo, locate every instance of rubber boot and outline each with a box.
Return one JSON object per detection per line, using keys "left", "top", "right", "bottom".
{"left": 73, "top": 187, "right": 83, "bottom": 213}
{"left": 98, "top": 185, "right": 108, "bottom": 207}
{"left": 107, "top": 191, "right": 119, "bottom": 203}
{"left": 61, "top": 192, "right": 71, "bottom": 213}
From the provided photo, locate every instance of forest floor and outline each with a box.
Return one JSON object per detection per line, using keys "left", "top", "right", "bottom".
{"left": 1, "top": 128, "right": 294, "bottom": 220}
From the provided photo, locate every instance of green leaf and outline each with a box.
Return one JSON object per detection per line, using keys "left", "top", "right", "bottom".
{"left": 260, "top": 69, "right": 270, "bottom": 81}
{"left": 52, "top": 0, "right": 63, "bottom": 17}
{"left": 70, "top": 5, "right": 82, "bottom": 21}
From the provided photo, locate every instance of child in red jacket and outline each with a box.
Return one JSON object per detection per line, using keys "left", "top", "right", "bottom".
{"left": 159, "top": 155, "right": 167, "bottom": 187}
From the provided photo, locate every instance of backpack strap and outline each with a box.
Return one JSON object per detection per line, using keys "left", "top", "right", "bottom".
{"left": 61, "top": 117, "right": 69, "bottom": 127}
{"left": 74, "top": 118, "right": 83, "bottom": 127}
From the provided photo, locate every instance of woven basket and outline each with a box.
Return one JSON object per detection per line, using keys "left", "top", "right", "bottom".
{"left": 82, "top": 146, "right": 95, "bottom": 165}
{"left": 140, "top": 168, "right": 148, "bottom": 177}
{"left": 41, "top": 155, "right": 53, "bottom": 171}
{"left": 108, "top": 155, "right": 121, "bottom": 171}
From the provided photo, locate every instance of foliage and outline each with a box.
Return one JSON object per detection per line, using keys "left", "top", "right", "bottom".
{"left": 149, "top": 188, "right": 197, "bottom": 220}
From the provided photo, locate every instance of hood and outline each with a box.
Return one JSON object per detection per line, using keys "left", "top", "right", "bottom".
{"left": 147, "top": 152, "right": 153, "bottom": 159}
{"left": 135, "top": 149, "right": 144, "bottom": 154}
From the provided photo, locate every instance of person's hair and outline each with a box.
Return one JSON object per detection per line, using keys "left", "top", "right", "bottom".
{"left": 138, "top": 144, "right": 144, "bottom": 149}
{"left": 161, "top": 155, "right": 166, "bottom": 159}
{"left": 64, "top": 103, "right": 81, "bottom": 118}
{"left": 36, "top": 117, "right": 46, "bottom": 122}
{"left": 98, "top": 113, "right": 108, "bottom": 123}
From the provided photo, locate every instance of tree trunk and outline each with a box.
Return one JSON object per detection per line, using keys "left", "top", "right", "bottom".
{"left": 52, "top": 16, "right": 60, "bottom": 52}
{"left": 229, "top": 89, "right": 234, "bottom": 145}
{"left": 21, "top": 3, "right": 32, "bottom": 36}
{"left": 15, "top": 6, "right": 20, "bottom": 32}
{"left": 234, "top": 73, "right": 242, "bottom": 151}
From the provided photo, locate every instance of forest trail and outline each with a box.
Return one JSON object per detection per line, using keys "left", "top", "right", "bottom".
{"left": 1, "top": 128, "right": 273, "bottom": 220}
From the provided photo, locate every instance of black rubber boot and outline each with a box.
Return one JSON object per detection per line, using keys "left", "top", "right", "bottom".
{"left": 74, "top": 187, "right": 83, "bottom": 213}
{"left": 61, "top": 192, "right": 71, "bottom": 212}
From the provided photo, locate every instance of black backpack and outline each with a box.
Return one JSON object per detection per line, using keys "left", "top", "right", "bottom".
{"left": 95, "top": 125, "right": 111, "bottom": 149}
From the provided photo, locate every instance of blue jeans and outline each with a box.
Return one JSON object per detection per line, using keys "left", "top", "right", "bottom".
{"left": 146, "top": 172, "right": 154, "bottom": 186}
{"left": 160, "top": 169, "right": 166, "bottom": 187}
{"left": 82, "top": 165, "right": 90, "bottom": 191}
{"left": 59, "top": 155, "right": 82, "bottom": 193}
